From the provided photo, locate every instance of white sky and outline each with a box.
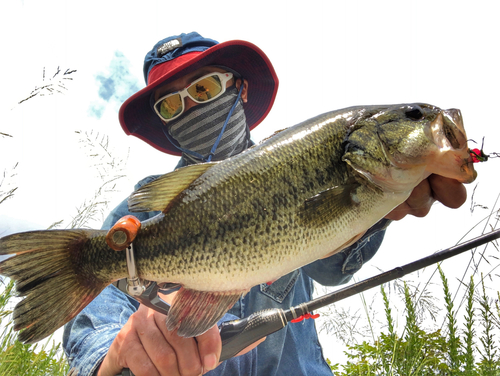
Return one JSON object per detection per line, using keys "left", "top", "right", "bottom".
{"left": 1, "top": 0, "right": 500, "bottom": 365}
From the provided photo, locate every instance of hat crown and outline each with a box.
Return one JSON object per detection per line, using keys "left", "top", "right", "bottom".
{"left": 143, "top": 32, "right": 218, "bottom": 84}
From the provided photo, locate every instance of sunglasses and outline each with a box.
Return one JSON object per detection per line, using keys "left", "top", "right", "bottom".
{"left": 153, "top": 72, "right": 234, "bottom": 122}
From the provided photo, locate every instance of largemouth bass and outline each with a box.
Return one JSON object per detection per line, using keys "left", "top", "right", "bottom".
{"left": 0, "top": 103, "right": 476, "bottom": 344}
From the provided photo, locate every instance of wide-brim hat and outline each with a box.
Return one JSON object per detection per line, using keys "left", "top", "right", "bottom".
{"left": 119, "top": 32, "right": 279, "bottom": 155}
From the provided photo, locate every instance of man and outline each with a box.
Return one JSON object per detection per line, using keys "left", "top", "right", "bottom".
{"left": 63, "top": 32, "right": 467, "bottom": 376}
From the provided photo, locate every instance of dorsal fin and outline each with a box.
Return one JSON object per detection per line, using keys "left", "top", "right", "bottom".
{"left": 259, "top": 128, "right": 288, "bottom": 144}
{"left": 128, "top": 163, "right": 216, "bottom": 213}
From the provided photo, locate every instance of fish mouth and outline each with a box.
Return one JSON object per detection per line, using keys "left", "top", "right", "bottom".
{"left": 428, "top": 109, "right": 477, "bottom": 183}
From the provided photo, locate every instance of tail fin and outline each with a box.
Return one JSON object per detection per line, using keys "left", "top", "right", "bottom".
{"left": 0, "top": 229, "right": 109, "bottom": 343}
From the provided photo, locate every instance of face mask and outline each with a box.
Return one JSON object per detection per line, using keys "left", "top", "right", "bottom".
{"left": 165, "top": 86, "right": 250, "bottom": 164}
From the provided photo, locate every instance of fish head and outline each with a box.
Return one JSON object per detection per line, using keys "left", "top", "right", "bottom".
{"left": 342, "top": 103, "right": 477, "bottom": 193}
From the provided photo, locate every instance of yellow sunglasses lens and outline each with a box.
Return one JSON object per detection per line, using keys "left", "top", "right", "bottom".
{"left": 187, "top": 75, "right": 223, "bottom": 102}
{"left": 158, "top": 94, "right": 183, "bottom": 120}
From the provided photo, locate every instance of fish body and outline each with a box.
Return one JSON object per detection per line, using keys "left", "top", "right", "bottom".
{"left": 0, "top": 103, "right": 476, "bottom": 343}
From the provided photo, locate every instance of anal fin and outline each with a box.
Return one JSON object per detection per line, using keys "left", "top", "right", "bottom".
{"left": 166, "top": 288, "right": 242, "bottom": 337}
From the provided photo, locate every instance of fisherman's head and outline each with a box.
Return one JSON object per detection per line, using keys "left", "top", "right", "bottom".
{"left": 119, "top": 32, "right": 278, "bottom": 163}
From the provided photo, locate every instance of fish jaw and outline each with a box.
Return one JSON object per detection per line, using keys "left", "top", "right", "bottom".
{"left": 426, "top": 109, "right": 477, "bottom": 184}
{"left": 342, "top": 105, "right": 477, "bottom": 195}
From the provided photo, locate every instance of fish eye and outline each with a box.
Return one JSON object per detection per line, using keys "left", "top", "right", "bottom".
{"left": 405, "top": 107, "right": 424, "bottom": 120}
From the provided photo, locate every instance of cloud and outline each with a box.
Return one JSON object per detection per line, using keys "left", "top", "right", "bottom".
{"left": 89, "top": 51, "right": 142, "bottom": 118}
{"left": 97, "top": 76, "right": 116, "bottom": 101}
{"left": 88, "top": 101, "right": 105, "bottom": 118}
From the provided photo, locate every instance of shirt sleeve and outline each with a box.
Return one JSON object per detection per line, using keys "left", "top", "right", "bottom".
{"left": 302, "top": 219, "right": 390, "bottom": 286}
{"left": 63, "top": 285, "right": 138, "bottom": 376}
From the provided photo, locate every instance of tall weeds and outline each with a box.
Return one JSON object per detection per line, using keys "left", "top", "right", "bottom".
{"left": 463, "top": 276, "right": 476, "bottom": 374}
{"left": 329, "top": 271, "right": 500, "bottom": 375}
{"left": 439, "top": 265, "right": 460, "bottom": 374}
{"left": 0, "top": 280, "right": 69, "bottom": 376}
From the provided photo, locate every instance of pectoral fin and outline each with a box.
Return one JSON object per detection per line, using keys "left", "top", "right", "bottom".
{"left": 166, "top": 288, "right": 242, "bottom": 337}
{"left": 298, "top": 183, "right": 361, "bottom": 227}
{"left": 128, "top": 163, "right": 216, "bottom": 213}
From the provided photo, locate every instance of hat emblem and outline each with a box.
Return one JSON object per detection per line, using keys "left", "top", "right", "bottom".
{"left": 157, "top": 38, "right": 183, "bottom": 57}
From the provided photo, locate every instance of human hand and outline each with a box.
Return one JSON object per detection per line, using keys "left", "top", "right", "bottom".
{"left": 96, "top": 303, "right": 221, "bottom": 376}
{"left": 385, "top": 175, "right": 467, "bottom": 221}
{"left": 97, "top": 294, "right": 265, "bottom": 376}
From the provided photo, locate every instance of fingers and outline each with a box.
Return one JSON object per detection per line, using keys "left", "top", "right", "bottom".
{"left": 137, "top": 308, "right": 184, "bottom": 376}
{"left": 385, "top": 175, "right": 467, "bottom": 221}
{"left": 126, "top": 332, "right": 167, "bottom": 376}
{"left": 152, "top": 312, "right": 205, "bottom": 375}
{"left": 194, "top": 325, "right": 222, "bottom": 373}
{"left": 428, "top": 174, "right": 467, "bottom": 209}
{"left": 98, "top": 304, "right": 216, "bottom": 376}
{"left": 385, "top": 179, "right": 434, "bottom": 220}
{"left": 98, "top": 306, "right": 164, "bottom": 376}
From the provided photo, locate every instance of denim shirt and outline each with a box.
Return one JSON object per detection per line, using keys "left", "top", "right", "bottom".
{"left": 63, "top": 167, "right": 389, "bottom": 376}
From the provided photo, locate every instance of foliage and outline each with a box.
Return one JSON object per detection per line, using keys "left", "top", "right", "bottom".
{"left": 65, "top": 130, "right": 128, "bottom": 229}
{"left": 17, "top": 67, "right": 76, "bottom": 106}
{"left": 0, "top": 68, "right": 127, "bottom": 373}
{"left": 0, "top": 279, "right": 69, "bottom": 376}
{"left": 0, "top": 163, "right": 18, "bottom": 207}
{"left": 327, "top": 272, "right": 500, "bottom": 375}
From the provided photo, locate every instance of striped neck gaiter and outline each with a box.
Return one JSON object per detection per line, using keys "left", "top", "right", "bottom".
{"left": 167, "top": 86, "right": 250, "bottom": 164}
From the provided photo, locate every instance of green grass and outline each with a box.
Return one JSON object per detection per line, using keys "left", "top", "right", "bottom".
{"left": 0, "top": 279, "right": 69, "bottom": 376}
{"left": 327, "top": 271, "right": 500, "bottom": 375}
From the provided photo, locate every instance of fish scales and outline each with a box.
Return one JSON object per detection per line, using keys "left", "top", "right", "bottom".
{"left": 0, "top": 103, "right": 477, "bottom": 342}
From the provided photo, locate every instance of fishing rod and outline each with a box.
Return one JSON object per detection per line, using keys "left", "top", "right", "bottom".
{"left": 218, "top": 228, "right": 500, "bottom": 361}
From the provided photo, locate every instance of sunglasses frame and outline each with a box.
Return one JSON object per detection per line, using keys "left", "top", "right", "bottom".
{"left": 154, "top": 71, "right": 234, "bottom": 122}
